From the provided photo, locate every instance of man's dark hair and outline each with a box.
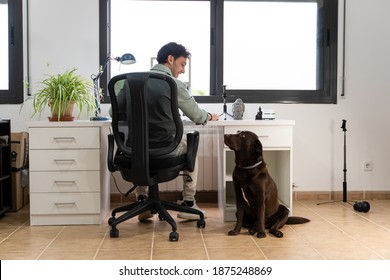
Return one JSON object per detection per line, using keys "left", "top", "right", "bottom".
{"left": 157, "top": 42, "right": 191, "bottom": 64}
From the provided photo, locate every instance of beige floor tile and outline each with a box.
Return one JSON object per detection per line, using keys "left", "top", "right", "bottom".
{"left": 365, "top": 242, "right": 390, "bottom": 259}
{"left": 58, "top": 225, "right": 109, "bottom": 238}
{"left": 0, "top": 237, "right": 53, "bottom": 251}
{"left": 152, "top": 247, "right": 208, "bottom": 260}
{"left": 8, "top": 225, "right": 64, "bottom": 238}
{"left": 100, "top": 233, "right": 154, "bottom": 250}
{"left": 0, "top": 225, "right": 23, "bottom": 235}
{"left": 203, "top": 233, "right": 257, "bottom": 248}
{"left": 207, "top": 246, "right": 266, "bottom": 260}
{"left": 95, "top": 249, "right": 152, "bottom": 260}
{"left": 38, "top": 250, "right": 97, "bottom": 260}
{"left": 46, "top": 236, "right": 104, "bottom": 251}
{"left": 313, "top": 244, "right": 382, "bottom": 260}
{"left": 261, "top": 246, "right": 324, "bottom": 260}
{"left": 153, "top": 232, "right": 205, "bottom": 248}
{"left": 1, "top": 200, "right": 390, "bottom": 260}
{"left": 348, "top": 229, "right": 390, "bottom": 244}
{"left": 0, "top": 250, "right": 42, "bottom": 260}
{"left": 289, "top": 219, "right": 343, "bottom": 234}
{"left": 253, "top": 234, "right": 310, "bottom": 247}
{"left": 297, "top": 230, "right": 361, "bottom": 246}
{"left": 368, "top": 218, "right": 390, "bottom": 228}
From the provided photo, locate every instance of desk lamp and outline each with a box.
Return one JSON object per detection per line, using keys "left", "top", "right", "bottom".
{"left": 91, "top": 53, "right": 136, "bottom": 121}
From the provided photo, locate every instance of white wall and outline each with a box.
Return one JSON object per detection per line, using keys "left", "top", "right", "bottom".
{"left": 1, "top": 0, "right": 389, "bottom": 193}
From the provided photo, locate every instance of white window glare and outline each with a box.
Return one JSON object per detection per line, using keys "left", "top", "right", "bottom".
{"left": 0, "top": 4, "right": 9, "bottom": 90}
{"left": 110, "top": 0, "right": 210, "bottom": 96}
{"left": 224, "top": 2, "right": 318, "bottom": 90}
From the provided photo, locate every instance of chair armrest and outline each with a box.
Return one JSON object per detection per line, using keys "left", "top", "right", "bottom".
{"left": 107, "top": 134, "right": 116, "bottom": 172}
{"left": 186, "top": 131, "right": 200, "bottom": 172}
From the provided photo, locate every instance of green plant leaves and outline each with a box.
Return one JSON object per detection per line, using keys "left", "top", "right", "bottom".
{"left": 27, "top": 68, "right": 96, "bottom": 120}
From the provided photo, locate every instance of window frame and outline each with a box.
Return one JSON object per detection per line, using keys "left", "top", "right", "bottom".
{"left": 100, "top": 0, "right": 338, "bottom": 104}
{"left": 0, "top": 0, "right": 24, "bottom": 104}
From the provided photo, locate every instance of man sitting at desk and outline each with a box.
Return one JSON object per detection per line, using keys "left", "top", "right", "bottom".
{"left": 111, "top": 42, "right": 219, "bottom": 221}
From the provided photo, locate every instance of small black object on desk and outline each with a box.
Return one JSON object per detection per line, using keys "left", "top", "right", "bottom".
{"left": 220, "top": 85, "right": 233, "bottom": 120}
{"left": 255, "top": 106, "right": 263, "bottom": 120}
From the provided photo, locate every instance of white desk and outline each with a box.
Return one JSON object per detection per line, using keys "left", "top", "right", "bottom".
{"left": 207, "top": 120, "right": 295, "bottom": 221}
{"left": 27, "top": 119, "right": 293, "bottom": 224}
{"left": 27, "top": 121, "right": 111, "bottom": 225}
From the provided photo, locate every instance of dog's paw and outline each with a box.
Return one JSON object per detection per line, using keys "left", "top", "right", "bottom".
{"left": 270, "top": 229, "right": 284, "bottom": 238}
{"left": 228, "top": 230, "right": 239, "bottom": 236}
{"left": 256, "top": 231, "right": 267, "bottom": 238}
{"left": 248, "top": 228, "right": 257, "bottom": 235}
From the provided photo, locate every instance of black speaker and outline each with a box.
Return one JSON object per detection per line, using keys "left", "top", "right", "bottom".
{"left": 353, "top": 201, "right": 370, "bottom": 213}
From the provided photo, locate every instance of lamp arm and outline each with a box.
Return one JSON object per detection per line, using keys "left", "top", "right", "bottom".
{"left": 91, "top": 56, "right": 111, "bottom": 82}
{"left": 90, "top": 52, "right": 135, "bottom": 121}
{"left": 91, "top": 56, "right": 111, "bottom": 117}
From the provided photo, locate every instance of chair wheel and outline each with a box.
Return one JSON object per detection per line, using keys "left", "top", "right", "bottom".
{"left": 108, "top": 217, "right": 115, "bottom": 226}
{"left": 197, "top": 219, "right": 206, "bottom": 228}
{"left": 110, "top": 227, "right": 119, "bottom": 238}
{"left": 169, "top": 231, "right": 179, "bottom": 242}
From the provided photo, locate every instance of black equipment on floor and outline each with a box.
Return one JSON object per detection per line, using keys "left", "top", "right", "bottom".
{"left": 317, "top": 120, "right": 370, "bottom": 213}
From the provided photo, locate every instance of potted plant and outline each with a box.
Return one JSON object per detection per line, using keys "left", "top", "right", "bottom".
{"left": 28, "top": 68, "right": 97, "bottom": 121}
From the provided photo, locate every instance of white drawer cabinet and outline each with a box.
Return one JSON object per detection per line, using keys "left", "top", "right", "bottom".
{"left": 29, "top": 150, "right": 100, "bottom": 171}
{"left": 211, "top": 120, "right": 295, "bottom": 221}
{"left": 29, "top": 127, "right": 100, "bottom": 149}
{"left": 27, "top": 121, "right": 111, "bottom": 225}
{"left": 29, "top": 171, "right": 100, "bottom": 193}
{"left": 224, "top": 125, "right": 293, "bottom": 148}
{"left": 30, "top": 193, "right": 102, "bottom": 214}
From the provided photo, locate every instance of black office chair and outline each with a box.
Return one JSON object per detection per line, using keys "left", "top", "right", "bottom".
{"left": 107, "top": 72, "right": 205, "bottom": 241}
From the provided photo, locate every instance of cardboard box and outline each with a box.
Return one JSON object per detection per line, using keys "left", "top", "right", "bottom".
{"left": 10, "top": 132, "right": 29, "bottom": 211}
{"left": 11, "top": 170, "right": 29, "bottom": 212}
{"left": 11, "top": 132, "right": 28, "bottom": 169}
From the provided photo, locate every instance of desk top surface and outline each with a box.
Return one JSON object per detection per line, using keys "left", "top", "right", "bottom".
{"left": 27, "top": 120, "right": 112, "bottom": 128}
{"left": 27, "top": 119, "right": 294, "bottom": 127}
{"left": 183, "top": 119, "right": 295, "bottom": 126}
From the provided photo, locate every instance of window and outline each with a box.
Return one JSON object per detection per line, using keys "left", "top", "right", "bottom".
{"left": 225, "top": 2, "right": 318, "bottom": 90}
{"left": 0, "top": 0, "right": 24, "bottom": 104}
{"left": 110, "top": 0, "right": 209, "bottom": 95}
{"left": 221, "top": 0, "right": 338, "bottom": 103}
{"left": 100, "top": 0, "right": 338, "bottom": 104}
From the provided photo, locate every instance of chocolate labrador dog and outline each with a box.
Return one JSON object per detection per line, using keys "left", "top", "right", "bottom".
{"left": 224, "top": 131, "right": 309, "bottom": 238}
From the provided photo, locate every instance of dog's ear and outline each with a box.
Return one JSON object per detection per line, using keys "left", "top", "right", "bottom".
{"left": 253, "top": 138, "right": 263, "bottom": 154}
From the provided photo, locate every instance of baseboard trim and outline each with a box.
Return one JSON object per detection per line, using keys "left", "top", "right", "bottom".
{"left": 293, "top": 190, "right": 390, "bottom": 201}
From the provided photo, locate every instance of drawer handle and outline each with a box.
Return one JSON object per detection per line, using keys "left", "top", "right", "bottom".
{"left": 54, "top": 202, "right": 76, "bottom": 207}
{"left": 54, "top": 180, "right": 76, "bottom": 185}
{"left": 53, "top": 137, "right": 76, "bottom": 141}
{"left": 258, "top": 135, "right": 270, "bottom": 138}
{"left": 54, "top": 159, "right": 76, "bottom": 164}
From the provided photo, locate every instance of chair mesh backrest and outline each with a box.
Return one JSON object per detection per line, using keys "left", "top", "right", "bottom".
{"left": 108, "top": 72, "right": 183, "bottom": 185}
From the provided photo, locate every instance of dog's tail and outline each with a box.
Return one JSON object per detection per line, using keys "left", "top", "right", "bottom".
{"left": 286, "top": 216, "right": 310, "bottom": 224}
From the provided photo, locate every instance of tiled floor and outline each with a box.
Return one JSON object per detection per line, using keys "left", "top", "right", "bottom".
{"left": 1, "top": 199, "right": 390, "bottom": 260}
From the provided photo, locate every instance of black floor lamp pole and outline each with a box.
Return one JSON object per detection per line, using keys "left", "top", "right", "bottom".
{"left": 341, "top": 119, "right": 347, "bottom": 203}
{"left": 317, "top": 120, "right": 370, "bottom": 212}
{"left": 318, "top": 120, "right": 348, "bottom": 205}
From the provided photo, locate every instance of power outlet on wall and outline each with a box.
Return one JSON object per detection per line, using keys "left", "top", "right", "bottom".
{"left": 363, "top": 161, "right": 373, "bottom": 171}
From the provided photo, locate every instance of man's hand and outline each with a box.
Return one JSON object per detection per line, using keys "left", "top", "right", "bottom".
{"left": 208, "top": 112, "right": 220, "bottom": 121}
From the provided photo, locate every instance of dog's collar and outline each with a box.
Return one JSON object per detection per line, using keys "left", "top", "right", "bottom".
{"left": 239, "top": 160, "right": 263, "bottom": 169}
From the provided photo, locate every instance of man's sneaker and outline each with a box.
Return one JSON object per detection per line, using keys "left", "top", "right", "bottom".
{"left": 137, "top": 195, "right": 153, "bottom": 221}
{"left": 177, "top": 200, "right": 207, "bottom": 220}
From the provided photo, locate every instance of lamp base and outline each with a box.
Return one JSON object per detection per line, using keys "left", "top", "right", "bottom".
{"left": 90, "top": 115, "right": 111, "bottom": 121}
